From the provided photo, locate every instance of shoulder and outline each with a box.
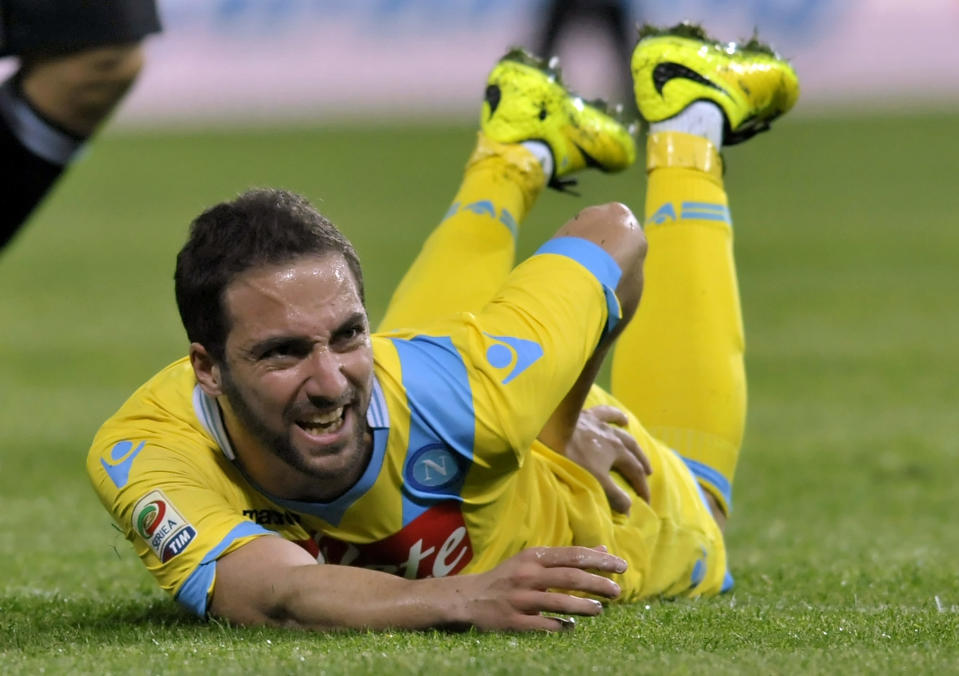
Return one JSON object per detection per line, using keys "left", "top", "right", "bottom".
{"left": 87, "top": 357, "right": 221, "bottom": 494}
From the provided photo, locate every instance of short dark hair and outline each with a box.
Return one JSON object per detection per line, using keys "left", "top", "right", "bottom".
{"left": 174, "top": 188, "right": 364, "bottom": 362}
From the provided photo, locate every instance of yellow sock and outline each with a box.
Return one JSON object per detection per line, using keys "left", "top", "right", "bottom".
{"left": 378, "top": 133, "right": 545, "bottom": 332}
{"left": 611, "top": 132, "right": 745, "bottom": 515}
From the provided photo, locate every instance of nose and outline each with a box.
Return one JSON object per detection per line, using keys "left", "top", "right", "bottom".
{"left": 303, "top": 347, "right": 349, "bottom": 402}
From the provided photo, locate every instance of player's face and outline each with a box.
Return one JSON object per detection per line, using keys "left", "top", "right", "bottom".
{"left": 216, "top": 253, "right": 374, "bottom": 501}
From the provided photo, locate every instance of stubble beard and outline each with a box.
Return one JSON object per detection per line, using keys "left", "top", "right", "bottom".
{"left": 219, "top": 368, "right": 371, "bottom": 487}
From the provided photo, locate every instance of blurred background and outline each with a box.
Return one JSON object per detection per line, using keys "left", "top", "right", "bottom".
{"left": 1, "top": 0, "right": 958, "bottom": 643}
{"left": 94, "top": 0, "right": 959, "bottom": 126}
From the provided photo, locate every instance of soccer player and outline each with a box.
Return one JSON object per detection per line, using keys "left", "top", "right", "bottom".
{"left": 0, "top": 0, "right": 161, "bottom": 251}
{"left": 87, "top": 24, "right": 799, "bottom": 631}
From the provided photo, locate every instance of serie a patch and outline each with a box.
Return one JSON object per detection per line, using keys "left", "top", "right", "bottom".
{"left": 132, "top": 489, "right": 198, "bottom": 562}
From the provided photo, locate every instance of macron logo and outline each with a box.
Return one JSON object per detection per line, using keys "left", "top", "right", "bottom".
{"left": 484, "top": 333, "right": 543, "bottom": 384}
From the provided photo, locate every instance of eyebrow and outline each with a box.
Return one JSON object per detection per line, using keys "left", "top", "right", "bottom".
{"left": 338, "top": 311, "right": 369, "bottom": 330}
{"left": 246, "top": 311, "right": 368, "bottom": 357}
{"left": 247, "top": 335, "right": 311, "bottom": 358}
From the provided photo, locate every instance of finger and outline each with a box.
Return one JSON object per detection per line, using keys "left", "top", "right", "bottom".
{"left": 530, "top": 546, "right": 627, "bottom": 575}
{"left": 504, "top": 613, "right": 576, "bottom": 633}
{"left": 611, "top": 426, "right": 653, "bottom": 475}
{"left": 612, "top": 452, "right": 651, "bottom": 505}
{"left": 599, "top": 474, "right": 633, "bottom": 514}
{"left": 587, "top": 405, "right": 628, "bottom": 426}
{"left": 513, "top": 590, "right": 605, "bottom": 617}
{"left": 525, "top": 565, "right": 623, "bottom": 600}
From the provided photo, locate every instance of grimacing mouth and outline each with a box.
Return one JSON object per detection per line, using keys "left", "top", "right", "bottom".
{"left": 296, "top": 405, "right": 347, "bottom": 435}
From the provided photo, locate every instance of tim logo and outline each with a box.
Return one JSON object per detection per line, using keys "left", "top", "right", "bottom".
{"left": 484, "top": 333, "right": 543, "bottom": 384}
{"left": 315, "top": 501, "right": 472, "bottom": 579}
{"left": 132, "top": 490, "right": 197, "bottom": 563}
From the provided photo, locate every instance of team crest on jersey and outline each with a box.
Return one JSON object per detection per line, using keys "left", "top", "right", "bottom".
{"left": 314, "top": 501, "right": 472, "bottom": 578}
{"left": 406, "top": 444, "right": 462, "bottom": 492}
{"left": 132, "top": 490, "right": 197, "bottom": 563}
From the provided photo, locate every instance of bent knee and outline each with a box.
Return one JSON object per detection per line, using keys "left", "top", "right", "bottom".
{"left": 574, "top": 202, "right": 638, "bottom": 233}
{"left": 578, "top": 201, "right": 636, "bottom": 225}
{"left": 555, "top": 202, "right": 647, "bottom": 318}
{"left": 560, "top": 202, "right": 646, "bottom": 263}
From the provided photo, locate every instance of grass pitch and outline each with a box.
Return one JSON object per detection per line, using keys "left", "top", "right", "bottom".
{"left": 1, "top": 112, "right": 957, "bottom": 674}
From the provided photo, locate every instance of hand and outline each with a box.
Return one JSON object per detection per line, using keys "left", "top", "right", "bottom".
{"left": 563, "top": 405, "right": 653, "bottom": 514}
{"left": 454, "top": 546, "right": 626, "bottom": 632}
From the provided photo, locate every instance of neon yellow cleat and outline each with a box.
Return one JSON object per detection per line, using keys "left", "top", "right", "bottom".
{"left": 631, "top": 23, "right": 800, "bottom": 145}
{"left": 482, "top": 49, "right": 637, "bottom": 190}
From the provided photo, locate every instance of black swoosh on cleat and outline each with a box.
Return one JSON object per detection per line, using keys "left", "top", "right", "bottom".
{"left": 652, "top": 62, "right": 727, "bottom": 96}
{"left": 485, "top": 84, "right": 501, "bottom": 116}
{"left": 572, "top": 141, "right": 603, "bottom": 170}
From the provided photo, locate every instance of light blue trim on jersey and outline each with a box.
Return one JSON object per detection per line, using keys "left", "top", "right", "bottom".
{"left": 366, "top": 374, "right": 390, "bottom": 428}
{"left": 193, "top": 386, "right": 236, "bottom": 461}
{"left": 175, "top": 520, "right": 272, "bottom": 616}
{"left": 680, "top": 456, "right": 733, "bottom": 512}
{"left": 391, "top": 336, "right": 475, "bottom": 526}
{"left": 534, "top": 237, "right": 623, "bottom": 339}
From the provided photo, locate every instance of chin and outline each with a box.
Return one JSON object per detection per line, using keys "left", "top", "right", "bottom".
{"left": 300, "top": 436, "right": 368, "bottom": 484}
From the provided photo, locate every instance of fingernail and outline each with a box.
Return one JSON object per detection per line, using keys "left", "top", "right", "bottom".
{"left": 556, "top": 616, "right": 576, "bottom": 631}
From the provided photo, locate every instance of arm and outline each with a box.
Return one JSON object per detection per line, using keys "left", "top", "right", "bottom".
{"left": 210, "top": 537, "right": 626, "bottom": 632}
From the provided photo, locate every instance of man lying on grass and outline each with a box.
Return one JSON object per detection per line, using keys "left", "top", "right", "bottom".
{"left": 88, "top": 24, "right": 798, "bottom": 631}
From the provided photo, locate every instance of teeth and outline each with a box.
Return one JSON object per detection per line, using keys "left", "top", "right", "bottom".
{"left": 300, "top": 406, "right": 345, "bottom": 433}
{"left": 310, "top": 407, "right": 343, "bottom": 425}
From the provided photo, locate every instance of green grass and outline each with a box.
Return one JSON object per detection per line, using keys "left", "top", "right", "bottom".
{"left": 1, "top": 112, "right": 958, "bottom": 673}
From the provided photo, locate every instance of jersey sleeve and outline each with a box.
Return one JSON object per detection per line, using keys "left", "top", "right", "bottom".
{"left": 88, "top": 439, "right": 275, "bottom": 616}
{"left": 387, "top": 235, "right": 622, "bottom": 475}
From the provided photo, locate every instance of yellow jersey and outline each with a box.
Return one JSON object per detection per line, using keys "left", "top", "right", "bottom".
{"left": 88, "top": 237, "right": 726, "bottom": 616}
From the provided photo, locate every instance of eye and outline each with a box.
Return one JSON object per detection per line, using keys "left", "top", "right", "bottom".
{"left": 258, "top": 341, "right": 310, "bottom": 361}
{"left": 334, "top": 323, "right": 367, "bottom": 348}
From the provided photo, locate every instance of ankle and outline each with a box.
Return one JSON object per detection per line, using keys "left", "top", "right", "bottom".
{"left": 650, "top": 101, "right": 724, "bottom": 149}
{"left": 645, "top": 131, "right": 723, "bottom": 183}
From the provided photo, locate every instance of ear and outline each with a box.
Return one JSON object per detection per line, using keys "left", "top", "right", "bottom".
{"left": 190, "top": 342, "right": 224, "bottom": 396}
